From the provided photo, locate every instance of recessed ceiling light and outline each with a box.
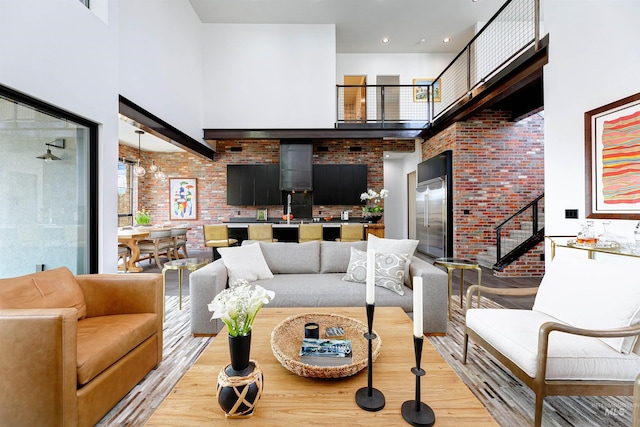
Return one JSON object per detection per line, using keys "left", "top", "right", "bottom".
{"left": 443, "top": 37, "right": 451, "bottom": 43}
{"left": 472, "top": 0, "right": 479, "bottom": 2}
{"left": 419, "top": 38, "right": 427, "bottom": 44}
{"left": 382, "top": 37, "right": 390, "bottom": 44}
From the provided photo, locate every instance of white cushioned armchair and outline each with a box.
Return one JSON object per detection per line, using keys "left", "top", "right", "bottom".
{"left": 463, "top": 257, "right": 640, "bottom": 427}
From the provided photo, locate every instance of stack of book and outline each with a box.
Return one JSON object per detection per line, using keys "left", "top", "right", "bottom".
{"left": 299, "top": 338, "right": 353, "bottom": 366}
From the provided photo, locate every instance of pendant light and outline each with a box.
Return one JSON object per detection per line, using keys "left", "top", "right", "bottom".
{"left": 149, "top": 160, "right": 159, "bottom": 173}
{"left": 133, "top": 130, "right": 146, "bottom": 177}
{"left": 154, "top": 166, "right": 167, "bottom": 182}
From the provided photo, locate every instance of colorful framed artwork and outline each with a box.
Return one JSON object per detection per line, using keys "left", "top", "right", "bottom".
{"left": 585, "top": 92, "right": 640, "bottom": 219}
{"left": 413, "top": 78, "right": 441, "bottom": 102}
{"left": 256, "top": 209, "right": 268, "bottom": 221}
{"left": 169, "top": 178, "right": 198, "bottom": 220}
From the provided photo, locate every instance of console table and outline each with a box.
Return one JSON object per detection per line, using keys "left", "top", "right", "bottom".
{"left": 546, "top": 235, "right": 640, "bottom": 260}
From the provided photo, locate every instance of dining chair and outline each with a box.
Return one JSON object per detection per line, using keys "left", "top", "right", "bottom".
{"left": 171, "top": 227, "right": 189, "bottom": 259}
{"left": 298, "top": 223, "right": 323, "bottom": 243}
{"left": 117, "top": 243, "right": 130, "bottom": 272}
{"left": 203, "top": 225, "right": 238, "bottom": 260}
{"left": 336, "top": 224, "right": 364, "bottom": 242}
{"left": 248, "top": 224, "right": 278, "bottom": 242}
{"left": 137, "top": 229, "right": 174, "bottom": 269}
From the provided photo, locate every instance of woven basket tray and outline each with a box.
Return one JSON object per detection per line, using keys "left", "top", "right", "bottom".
{"left": 270, "top": 313, "right": 382, "bottom": 378}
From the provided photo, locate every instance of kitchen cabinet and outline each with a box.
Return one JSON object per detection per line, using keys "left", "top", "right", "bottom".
{"left": 227, "top": 164, "right": 281, "bottom": 206}
{"left": 313, "top": 164, "right": 367, "bottom": 205}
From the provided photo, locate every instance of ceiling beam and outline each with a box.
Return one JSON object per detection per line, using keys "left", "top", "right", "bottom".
{"left": 203, "top": 128, "right": 422, "bottom": 141}
{"left": 119, "top": 96, "right": 216, "bottom": 160}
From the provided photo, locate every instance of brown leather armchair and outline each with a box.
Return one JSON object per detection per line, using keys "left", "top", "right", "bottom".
{"left": 0, "top": 267, "right": 163, "bottom": 427}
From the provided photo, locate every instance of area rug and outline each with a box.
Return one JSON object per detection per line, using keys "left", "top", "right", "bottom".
{"left": 426, "top": 296, "right": 633, "bottom": 427}
{"left": 95, "top": 296, "right": 212, "bottom": 427}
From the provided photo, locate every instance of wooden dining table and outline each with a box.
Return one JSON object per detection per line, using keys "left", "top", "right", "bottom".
{"left": 117, "top": 228, "right": 152, "bottom": 272}
{"left": 118, "top": 226, "right": 193, "bottom": 272}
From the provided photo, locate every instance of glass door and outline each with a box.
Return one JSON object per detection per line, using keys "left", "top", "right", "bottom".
{"left": 0, "top": 90, "right": 96, "bottom": 277}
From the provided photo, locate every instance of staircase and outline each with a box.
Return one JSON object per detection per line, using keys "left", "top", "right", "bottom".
{"left": 476, "top": 220, "right": 544, "bottom": 269}
{"left": 476, "top": 194, "right": 545, "bottom": 271}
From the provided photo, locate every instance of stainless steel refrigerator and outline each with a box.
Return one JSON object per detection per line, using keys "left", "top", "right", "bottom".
{"left": 416, "top": 176, "right": 447, "bottom": 258}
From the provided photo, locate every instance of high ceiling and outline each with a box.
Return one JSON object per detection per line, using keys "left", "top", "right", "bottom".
{"left": 121, "top": 0, "right": 509, "bottom": 151}
{"left": 187, "top": 0, "right": 506, "bottom": 54}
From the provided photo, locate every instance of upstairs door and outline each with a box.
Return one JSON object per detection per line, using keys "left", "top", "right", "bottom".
{"left": 343, "top": 75, "right": 367, "bottom": 123}
{"left": 376, "top": 75, "right": 400, "bottom": 122}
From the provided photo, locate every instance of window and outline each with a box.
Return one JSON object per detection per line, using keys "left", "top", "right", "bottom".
{"left": 118, "top": 159, "right": 134, "bottom": 226}
{"left": 0, "top": 85, "right": 97, "bottom": 278}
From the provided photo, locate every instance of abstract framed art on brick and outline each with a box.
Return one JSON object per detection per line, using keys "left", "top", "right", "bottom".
{"left": 585, "top": 92, "right": 640, "bottom": 219}
{"left": 169, "top": 178, "right": 198, "bottom": 220}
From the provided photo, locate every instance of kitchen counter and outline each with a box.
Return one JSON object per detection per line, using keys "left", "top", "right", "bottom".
{"left": 223, "top": 219, "right": 384, "bottom": 242}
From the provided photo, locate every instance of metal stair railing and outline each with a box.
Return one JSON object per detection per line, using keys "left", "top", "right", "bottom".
{"left": 494, "top": 193, "right": 544, "bottom": 270}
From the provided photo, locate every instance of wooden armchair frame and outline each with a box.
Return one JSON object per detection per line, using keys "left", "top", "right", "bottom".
{"left": 463, "top": 284, "right": 640, "bottom": 427}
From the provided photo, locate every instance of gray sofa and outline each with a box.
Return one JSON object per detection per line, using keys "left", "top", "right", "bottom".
{"left": 189, "top": 240, "right": 448, "bottom": 335}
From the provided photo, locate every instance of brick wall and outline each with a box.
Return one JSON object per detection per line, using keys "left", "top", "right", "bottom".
{"left": 422, "top": 110, "right": 545, "bottom": 277}
{"left": 119, "top": 138, "right": 413, "bottom": 250}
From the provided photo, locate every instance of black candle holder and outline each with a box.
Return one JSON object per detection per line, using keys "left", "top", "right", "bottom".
{"left": 401, "top": 335, "right": 435, "bottom": 426}
{"left": 355, "top": 303, "right": 385, "bottom": 411}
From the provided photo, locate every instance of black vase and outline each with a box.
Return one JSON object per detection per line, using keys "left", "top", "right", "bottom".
{"left": 216, "top": 360, "right": 264, "bottom": 418}
{"left": 364, "top": 214, "right": 383, "bottom": 223}
{"left": 228, "top": 332, "right": 252, "bottom": 372}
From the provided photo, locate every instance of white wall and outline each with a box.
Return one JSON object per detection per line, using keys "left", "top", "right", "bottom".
{"left": 118, "top": 0, "right": 204, "bottom": 142}
{"left": 336, "top": 53, "right": 454, "bottom": 84}
{"left": 0, "top": 0, "right": 120, "bottom": 273}
{"left": 383, "top": 158, "right": 405, "bottom": 239}
{"left": 543, "top": 0, "right": 640, "bottom": 247}
{"left": 383, "top": 141, "right": 423, "bottom": 240}
{"left": 202, "top": 24, "right": 336, "bottom": 128}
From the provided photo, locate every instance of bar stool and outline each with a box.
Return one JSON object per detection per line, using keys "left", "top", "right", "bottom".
{"left": 203, "top": 225, "right": 238, "bottom": 261}
{"left": 248, "top": 224, "right": 278, "bottom": 242}
{"left": 433, "top": 257, "right": 482, "bottom": 320}
{"left": 336, "top": 224, "right": 364, "bottom": 242}
{"left": 298, "top": 224, "right": 323, "bottom": 242}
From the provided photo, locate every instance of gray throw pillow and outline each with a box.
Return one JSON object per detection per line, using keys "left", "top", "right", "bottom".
{"left": 342, "top": 247, "right": 409, "bottom": 296}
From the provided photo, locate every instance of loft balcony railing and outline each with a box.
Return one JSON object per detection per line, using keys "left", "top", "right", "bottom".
{"left": 335, "top": 0, "right": 541, "bottom": 129}
{"left": 336, "top": 84, "right": 432, "bottom": 129}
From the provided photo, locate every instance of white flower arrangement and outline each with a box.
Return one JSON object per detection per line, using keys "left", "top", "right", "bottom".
{"left": 208, "top": 280, "right": 275, "bottom": 337}
{"left": 360, "top": 188, "right": 389, "bottom": 213}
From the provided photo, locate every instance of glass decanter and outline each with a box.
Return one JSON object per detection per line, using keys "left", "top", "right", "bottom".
{"left": 577, "top": 221, "right": 597, "bottom": 246}
{"left": 597, "top": 221, "right": 619, "bottom": 249}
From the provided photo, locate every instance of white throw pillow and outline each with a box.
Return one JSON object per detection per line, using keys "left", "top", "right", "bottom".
{"left": 342, "top": 247, "right": 408, "bottom": 296}
{"left": 532, "top": 257, "right": 640, "bottom": 354}
{"left": 218, "top": 243, "right": 274, "bottom": 285}
{"left": 367, "top": 235, "right": 418, "bottom": 286}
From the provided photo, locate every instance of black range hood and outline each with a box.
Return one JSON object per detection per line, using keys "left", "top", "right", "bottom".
{"left": 279, "top": 140, "right": 313, "bottom": 191}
